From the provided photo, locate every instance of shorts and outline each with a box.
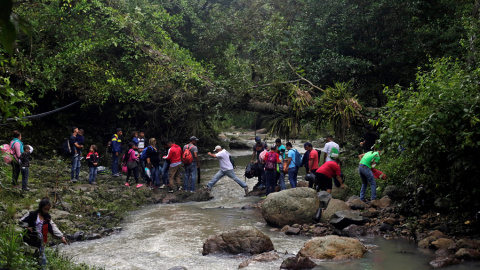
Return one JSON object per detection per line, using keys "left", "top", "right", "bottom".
{"left": 315, "top": 172, "right": 332, "bottom": 191}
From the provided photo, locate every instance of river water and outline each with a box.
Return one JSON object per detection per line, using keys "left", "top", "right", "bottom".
{"left": 61, "top": 147, "right": 479, "bottom": 270}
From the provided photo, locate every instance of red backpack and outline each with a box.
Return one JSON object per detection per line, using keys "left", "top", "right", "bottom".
{"left": 182, "top": 145, "right": 194, "bottom": 165}
{"left": 265, "top": 152, "right": 277, "bottom": 171}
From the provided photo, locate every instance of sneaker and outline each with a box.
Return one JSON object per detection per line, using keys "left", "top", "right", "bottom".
{"left": 22, "top": 187, "right": 30, "bottom": 191}
{"left": 79, "top": 156, "right": 84, "bottom": 161}
{"left": 168, "top": 188, "right": 174, "bottom": 193}
{"left": 71, "top": 179, "right": 78, "bottom": 182}
{"left": 177, "top": 186, "right": 183, "bottom": 191}
{"left": 261, "top": 195, "right": 267, "bottom": 199}
{"left": 159, "top": 184, "right": 166, "bottom": 189}
{"left": 136, "top": 184, "right": 143, "bottom": 188}
{"left": 125, "top": 183, "right": 130, "bottom": 187}
{"left": 90, "top": 182, "right": 97, "bottom": 185}
{"left": 77, "top": 177, "right": 84, "bottom": 181}
{"left": 244, "top": 187, "right": 249, "bottom": 195}
{"left": 190, "top": 190, "right": 195, "bottom": 193}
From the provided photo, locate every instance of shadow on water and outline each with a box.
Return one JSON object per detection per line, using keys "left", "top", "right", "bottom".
{"left": 61, "top": 146, "right": 480, "bottom": 270}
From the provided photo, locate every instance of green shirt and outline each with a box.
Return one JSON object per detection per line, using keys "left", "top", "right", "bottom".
{"left": 360, "top": 151, "right": 380, "bottom": 168}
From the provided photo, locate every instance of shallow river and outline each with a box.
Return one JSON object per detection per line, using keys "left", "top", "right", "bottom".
{"left": 61, "top": 147, "right": 480, "bottom": 270}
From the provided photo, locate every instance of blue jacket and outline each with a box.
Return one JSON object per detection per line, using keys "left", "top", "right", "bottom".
{"left": 111, "top": 134, "right": 122, "bottom": 153}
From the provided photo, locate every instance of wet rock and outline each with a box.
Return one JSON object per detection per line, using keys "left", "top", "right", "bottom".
{"left": 432, "top": 238, "right": 454, "bottom": 250}
{"left": 280, "top": 256, "right": 316, "bottom": 269}
{"left": 229, "top": 140, "right": 251, "bottom": 149}
{"left": 436, "top": 249, "right": 452, "bottom": 257}
{"left": 280, "top": 225, "right": 290, "bottom": 233}
{"left": 298, "top": 235, "right": 367, "bottom": 260}
{"left": 238, "top": 252, "right": 280, "bottom": 268}
{"left": 329, "top": 210, "right": 365, "bottom": 229}
{"left": 429, "top": 230, "right": 447, "bottom": 239}
{"left": 241, "top": 203, "right": 256, "bottom": 210}
{"left": 320, "top": 199, "right": 350, "bottom": 223}
{"left": 382, "top": 218, "right": 396, "bottom": 225}
{"left": 455, "top": 248, "right": 480, "bottom": 260}
{"left": 379, "top": 223, "right": 393, "bottom": 232}
{"left": 346, "top": 197, "right": 369, "bottom": 210}
{"left": 286, "top": 227, "right": 301, "bottom": 235}
{"left": 73, "top": 231, "right": 85, "bottom": 241}
{"left": 168, "top": 267, "right": 187, "bottom": 270}
{"left": 370, "top": 196, "right": 392, "bottom": 209}
{"left": 383, "top": 185, "right": 399, "bottom": 200}
{"left": 456, "top": 239, "right": 480, "bottom": 250}
{"left": 341, "top": 224, "right": 367, "bottom": 237}
{"left": 85, "top": 233, "right": 102, "bottom": 240}
{"left": 418, "top": 236, "right": 437, "bottom": 249}
{"left": 162, "top": 194, "right": 178, "bottom": 204}
{"left": 297, "top": 181, "right": 309, "bottom": 188}
{"left": 430, "top": 256, "right": 460, "bottom": 269}
{"left": 262, "top": 188, "right": 319, "bottom": 227}
{"left": 317, "top": 191, "right": 332, "bottom": 208}
{"left": 202, "top": 226, "right": 274, "bottom": 255}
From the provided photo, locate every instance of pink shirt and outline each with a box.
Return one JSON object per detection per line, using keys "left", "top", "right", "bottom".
{"left": 9, "top": 140, "right": 22, "bottom": 161}
{"left": 126, "top": 149, "right": 137, "bottom": 162}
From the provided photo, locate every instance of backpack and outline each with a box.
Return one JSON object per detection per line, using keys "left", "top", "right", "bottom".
{"left": 293, "top": 149, "right": 302, "bottom": 167}
{"left": 259, "top": 149, "right": 268, "bottom": 162}
{"left": 1, "top": 143, "right": 13, "bottom": 164}
{"left": 330, "top": 147, "right": 339, "bottom": 160}
{"left": 182, "top": 145, "right": 194, "bottom": 165}
{"left": 140, "top": 146, "right": 151, "bottom": 161}
{"left": 265, "top": 152, "right": 277, "bottom": 171}
{"left": 61, "top": 139, "right": 74, "bottom": 156}
{"left": 245, "top": 162, "right": 259, "bottom": 179}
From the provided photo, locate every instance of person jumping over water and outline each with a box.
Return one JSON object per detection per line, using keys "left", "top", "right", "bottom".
{"left": 206, "top": 145, "right": 249, "bottom": 195}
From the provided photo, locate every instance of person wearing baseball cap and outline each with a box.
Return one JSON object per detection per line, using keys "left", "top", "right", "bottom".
{"left": 183, "top": 136, "right": 200, "bottom": 192}
{"left": 206, "top": 146, "right": 249, "bottom": 195}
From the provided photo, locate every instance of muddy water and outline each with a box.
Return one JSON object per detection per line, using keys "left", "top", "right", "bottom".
{"left": 61, "top": 145, "right": 480, "bottom": 270}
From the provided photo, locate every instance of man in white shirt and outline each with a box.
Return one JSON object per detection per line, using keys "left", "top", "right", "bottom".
{"left": 322, "top": 135, "right": 339, "bottom": 164}
{"left": 206, "top": 145, "right": 249, "bottom": 195}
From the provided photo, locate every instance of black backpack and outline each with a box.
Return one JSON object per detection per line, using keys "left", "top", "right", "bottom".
{"left": 62, "top": 139, "right": 73, "bottom": 156}
{"left": 245, "top": 162, "right": 259, "bottom": 179}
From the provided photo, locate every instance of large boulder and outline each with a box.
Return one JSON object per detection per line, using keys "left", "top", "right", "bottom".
{"left": 455, "top": 248, "right": 480, "bottom": 260}
{"left": 331, "top": 185, "right": 350, "bottom": 200}
{"left": 432, "top": 238, "right": 454, "bottom": 250}
{"left": 341, "top": 224, "right": 367, "bottom": 237}
{"left": 329, "top": 210, "right": 365, "bottom": 229}
{"left": 298, "top": 235, "right": 367, "bottom": 260}
{"left": 262, "top": 188, "right": 319, "bottom": 227}
{"left": 429, "top": 256, "right": 460, "bottom": 269}
{"left": 370, "top": 196, "right": 392, "bottom": 209}
{"left": 320, "top": 199, "right": 350, "bottom": 223}
{"left": 346, "top": 196, "right": 369, "bottom": 210}
{"left": 202, "top": 226, "right": 274, "bottom": 255}
{"left": 317, "top": 191, "right": 332, "bottom": 208}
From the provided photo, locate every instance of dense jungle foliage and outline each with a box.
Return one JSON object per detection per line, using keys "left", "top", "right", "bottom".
{"left": 1, "top": 0, "right": 479, "bottom": 225}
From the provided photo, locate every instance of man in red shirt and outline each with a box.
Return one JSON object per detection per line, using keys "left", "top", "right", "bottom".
{"left": 304, "top": 143, "right": 319, "bottom": 188}
{"left": 315, "top": 159, "right": 346, "bottom": 193}
{"left": 164, "top": 140, "right": 182, "bottom": 193}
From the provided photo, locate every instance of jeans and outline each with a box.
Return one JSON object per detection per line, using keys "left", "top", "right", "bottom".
{"left": 277, "top": 163, "right": 286, "bottom": 190}
{"left": 207, "top": 169, "right": 247, "bottom": 189}
{"left": 150, "top": 165, "right": 160, "bottom": 186}
{"left": 11, "top": 161, "right": 20, "bottom": 186}
{"left": 111, "top": 153, "right": 119, "bottom": 175}
{"left": 71, "top": 155, "right": 81, "bottom": 179}
{"left": 89, "top": 167, "right": 97, "bottom": 183}
{"left": 162, "top": 162, "right": 170, "bottom": 185}
{"left": 288, "top": 166, "right": 299, "bottom": 188}
{"left": 183, "top": 162, "right": 197, "bottom": 191}
{"left": 21, "top": 167, "right": 29, "bottom": 189}
{"left": 265, "top": 170, "right": 277, "bottom": 196}
{"left": 359, "top": 165, "right": 377, "bottom": 201}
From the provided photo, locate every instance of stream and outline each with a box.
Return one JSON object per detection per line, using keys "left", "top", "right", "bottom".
{"left": 61, "top": 145, "right": 479, "bottom": 270}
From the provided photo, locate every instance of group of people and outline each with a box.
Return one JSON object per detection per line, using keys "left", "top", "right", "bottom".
{"left": 6, "top": 130, "right": 33, "bottom": 191}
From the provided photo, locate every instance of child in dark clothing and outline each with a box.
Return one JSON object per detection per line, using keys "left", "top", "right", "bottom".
{"left": 19, "top": 145, "right": 32, "bottom": 191}
{"left": 86, "top": 145, "right": 99, "bottom": 184}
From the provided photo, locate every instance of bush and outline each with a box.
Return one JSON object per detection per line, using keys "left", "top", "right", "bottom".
{"left": 378, "top": 58, "right": 480, "bottom": 214}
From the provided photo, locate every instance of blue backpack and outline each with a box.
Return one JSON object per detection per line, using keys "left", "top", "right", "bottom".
{"left": 293, "top": 149, "right": 302, "bottom": 167}
{"left": 140, "top": 146, "right": 152, "bottom": 161}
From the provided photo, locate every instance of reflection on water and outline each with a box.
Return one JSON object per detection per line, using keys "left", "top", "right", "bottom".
{"left": 61, "top": 148, "right": 480, "bottom": 270}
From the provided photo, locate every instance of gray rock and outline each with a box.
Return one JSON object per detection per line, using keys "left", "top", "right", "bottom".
{"left": 280, "top": 256, "right": 316, "bottom": 269}
{"left": 317, "top": 191, "right": 332, "bottom": 208}
{"left": 262, "top": 188, "right": 319, "bottom": 227}
{"left": 342, "top": 224, "right": 367, "bottom": 237}
{"left": 202, "top": 226, "right": 274, "bottom": 255}
{"left": 383, "top": 185, "right": 399, "bottom": 200}
{"left": 379, "top": 223, "right": 393, "bottom": 232}
{"left": 73, "top": 231, "right": 85, "bottom": 241}
{"left": 455, "top": 248, "right": 480, "bottom": 260}
{"left": 329, "top": 210, "right": 365, "bottom": 229}
{"left": 239, "top": 252, "right": 280, "bottom": 268}
{"left": 168, "top": 267, "right": 187, "bottom": 270}
{"left": 85, "top": 233, "right": 102, "bottom": 240}
{"left": 346, "top": 197, "right": 369, "bottom": 210}
{"left": 229, "top": 140, "right": 251, "bottom": 149}
{"left": 430, "top": 256, "right": 460, "bottom": 269}
{"left": 286, "top": 227, "right": 301, "bottom": 235}
{"left": 320, "top": 199, "right": 350, "bottom": 223}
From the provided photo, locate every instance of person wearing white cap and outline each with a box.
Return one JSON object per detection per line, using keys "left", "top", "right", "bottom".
{"left": 206, "top": 145, "right": 249, "bottom": 195}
